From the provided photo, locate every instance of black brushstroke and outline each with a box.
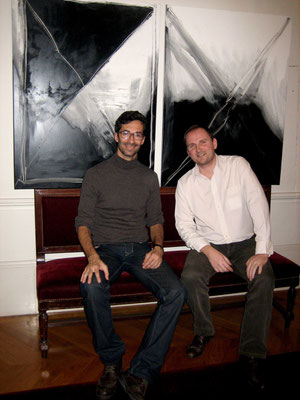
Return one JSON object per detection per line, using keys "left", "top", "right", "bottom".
{"left": 162, "top": 8, "right": 285, "bottom": 186}
{"left": 13, "top": 0, "right": 154, "bottom": 188}
{"left": 26, "top": 0, "right": 153, "bottom": 86}
{"left": 162, "top": 97, "right": 282, "bottom": 186}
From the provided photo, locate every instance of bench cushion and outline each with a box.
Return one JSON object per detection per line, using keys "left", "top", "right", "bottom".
{"left": 37, "top": 257, "right": 85, "bottom": 300}
{"left": 37, "top": 251, "right": 188, "bottom": 301}
{"left": 37, "top": 251, "right": 299, "bottom": 301}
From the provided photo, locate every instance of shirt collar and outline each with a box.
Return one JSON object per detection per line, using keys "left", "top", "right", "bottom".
{"left": 193, "top": 154, "right": 220, "bottom": 180}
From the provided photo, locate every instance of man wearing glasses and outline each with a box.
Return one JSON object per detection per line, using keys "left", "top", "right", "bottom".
{"left": 76, "top": 111, "right": 186, "bottom": 400}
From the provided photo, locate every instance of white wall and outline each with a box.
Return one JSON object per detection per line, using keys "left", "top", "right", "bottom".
{"left": 0, "top": 0, "right": 299, "bottom": 316}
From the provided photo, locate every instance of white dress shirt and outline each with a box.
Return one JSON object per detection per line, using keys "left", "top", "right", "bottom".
{"left": 175, "top": 155, "right": 273, "bottom": 256}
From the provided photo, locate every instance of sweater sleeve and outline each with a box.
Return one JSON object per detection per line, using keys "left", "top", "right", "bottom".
{"left": 145, "top": 173, "right": 164, "bottom": 228}
{"left": 75, "top": 170, "right": 97, "bottom": 231}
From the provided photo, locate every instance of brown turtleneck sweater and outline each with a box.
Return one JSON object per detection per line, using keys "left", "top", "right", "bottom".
{"left": 75, "top": 153, "right": 163, "bottom": 245}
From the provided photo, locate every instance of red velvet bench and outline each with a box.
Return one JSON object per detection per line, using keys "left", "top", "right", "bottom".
{"left": 35, "top": 186, "right": 299, "bottom": 358}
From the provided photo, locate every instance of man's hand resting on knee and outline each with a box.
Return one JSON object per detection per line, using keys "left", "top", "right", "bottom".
{"left": 78, "top": 225, "right": 109, "bottom": 284}
{"left": 246, "top": 254, "right": 269, "bottom": 281}
{"left": 201, "top": 245, "right": 233, "bottom": 273}
{"left": 80, "top": 254, "right": 109, "bottom": 284}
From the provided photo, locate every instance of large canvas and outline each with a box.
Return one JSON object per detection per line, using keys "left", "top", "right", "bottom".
{"left": 12, "top": 0, "right": 157, "bottom": 188}
{"left": 163, "top": 6, "right": 291, "bottom": 186}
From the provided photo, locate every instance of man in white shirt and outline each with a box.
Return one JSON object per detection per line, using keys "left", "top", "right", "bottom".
{"left": 175, "top": 126, "right": 275, "bottom": 391}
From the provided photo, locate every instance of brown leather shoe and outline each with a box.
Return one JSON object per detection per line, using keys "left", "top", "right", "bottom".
{"left": 96, "top": 360, "right": 123, "bottom": 400}
{"left": 186, "top": 335, "right": 213, "bottom": 358}
{"left": 119, "top": 371, "right": 148, "bottom": 400}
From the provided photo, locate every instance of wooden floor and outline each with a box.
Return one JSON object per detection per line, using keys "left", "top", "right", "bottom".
{"left": 0, "top": 289, "right": 299, "bottom": 395}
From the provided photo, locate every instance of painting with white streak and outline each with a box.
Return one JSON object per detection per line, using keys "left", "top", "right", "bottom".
{"left": 12, "top": 0, "right": 156, "bottom": 188}
{"left": 162, "top": 6, "right": 291, "bottom": 186}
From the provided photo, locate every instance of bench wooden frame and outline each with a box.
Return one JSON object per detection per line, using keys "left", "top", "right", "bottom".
{"left": 35, "top": 186, "right": 299, "bottom": 358}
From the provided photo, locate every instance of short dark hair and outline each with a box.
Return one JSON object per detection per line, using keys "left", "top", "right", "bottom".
{"left": 115, "top": 111, "right": 146, "bottom": 134}
{"left": 183, "top": 125, "right": 214, "bottom": 144}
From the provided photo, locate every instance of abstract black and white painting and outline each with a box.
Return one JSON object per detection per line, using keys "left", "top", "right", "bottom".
{"left": 12, "top": 0, "right": 156, "bottom": 188}
{"left": 162, "top": 6, "right": 291, "bottom": 186}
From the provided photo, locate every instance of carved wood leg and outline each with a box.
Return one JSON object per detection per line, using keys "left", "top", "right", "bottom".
{"left": 285, "top": 286, "right": 296, "bottom": 328}
{"left": 39, "top": 309, "right": 49, "bottom": 358}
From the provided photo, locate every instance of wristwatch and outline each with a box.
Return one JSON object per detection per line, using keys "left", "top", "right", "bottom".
{"left": 153, "top": 243, "right": 164, "bottom": 251}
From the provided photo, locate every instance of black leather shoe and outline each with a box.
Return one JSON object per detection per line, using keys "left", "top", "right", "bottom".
{"left": 118, "top": 370, "right": 148, "bottom": 400}
{"left": 96, "top": 360, "right": 123, "bottom": 400}
{"left": 240, "top": 355, "right": 265, "bottom": 392}
{"left": 186, "top": 335, "right": 213, "bottom": 358}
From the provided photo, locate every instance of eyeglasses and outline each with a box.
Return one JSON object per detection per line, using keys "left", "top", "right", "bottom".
{"left": 118, "top": 130, "right": 144, "bottom": 141}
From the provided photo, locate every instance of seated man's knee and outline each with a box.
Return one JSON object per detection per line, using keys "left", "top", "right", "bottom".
{"left": 80, "top": 277, "right": 110, "bottom": 301}
{"left": 252, "top": 263, "right": 275, "bottom": 291}
{"left": 172, "top": 280, "right": 187, "bottom": 302}
{"left": 181, "top": 264, "right": 208, "bottom": 288}
{"left": 162, "top": 281, "right": 187, "bottom": 306}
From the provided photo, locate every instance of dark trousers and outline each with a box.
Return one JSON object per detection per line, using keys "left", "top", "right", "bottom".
{"left": 181, "top": 237, "right": 275, "bottom": 359}
{"left": 80, "top": 242, "right": 187, "bottom": 383}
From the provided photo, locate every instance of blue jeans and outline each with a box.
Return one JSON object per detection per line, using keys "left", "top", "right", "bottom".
{"left": 80, "top": 242, "right": 187, "bottom": 383}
